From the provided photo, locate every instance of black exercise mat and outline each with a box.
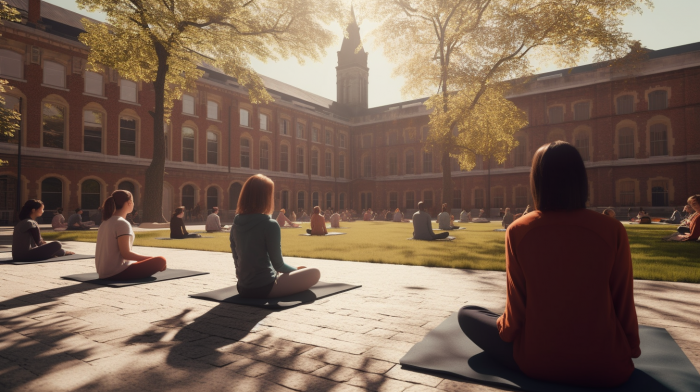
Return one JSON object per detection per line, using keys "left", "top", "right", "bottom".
{"left": 400, "top": 313, "right": 700, "bottom": 392}
{"left": 408, "top": 236, "right": 455, "bottom": 241}
{"left": 299, "top": 232, "right": 347, "bottom": 236}
{"left": 189, "top": 281, "right": 361, "bottom": 309}
{"left": 154, "top": 236, "right": 214, "bottom": 240}
{"left": 61, "top": 269, "right": 209, "bottom": 287}
{"left": 1, "top": 254, "right": 95, "bottom": 265}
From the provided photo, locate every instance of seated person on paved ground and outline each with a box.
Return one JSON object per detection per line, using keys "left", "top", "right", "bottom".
{"left": 413, "top": 202, "right": 449, "bottom": 240}
{"left": 502, "top": 208, "right": 514, "bottom": 229}
{"left": 674, "top": 195, "right": 700, "bottom": 241}
{"left": 661, "top": 206, "right": 683, "bottom": 224}
{"left": 602, "top": 208, "right": 616, "bottom": 218}
{"left": 96, "top": 190, "right": 166, "bottom": 280}
{"left": 458, "top": 141, "right": 640, "bottom": 388}
{"left": 393, "top": 208, "right": 404, "bottom": 222}
{"left": 307, "top": 206, "right": 328, "bottom": 235}
{"left": 13, "top": 200, "right": 74, "bottom": 262}
{"left": 459, "top": 209, "right": 471, "bottom": 223}
{"left": 231, "top": 174, "right": 320, "bottom": 298}
{"left": 438, "top": 203, "right": 459, "bottom": 230}
{"left": 330, "top": 211, "right": 341, "bottom": 228}
{"left": 276, "top": 208, "right": 300, "bottom": 228}
{"left": 170, "top": 207, "right": 201, "bottom": 239}
{"left": 206, "top": 207, "right": 229, "bottom": 232}
{"left": 52, "top": 207, "right": 68, "bottom": 230}
{"left": 67, "top": 208, "right": 93, "bottom": 230}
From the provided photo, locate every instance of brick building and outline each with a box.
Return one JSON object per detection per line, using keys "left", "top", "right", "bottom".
{"left": 0, "top": 0, "right": 697, "bottom": 223}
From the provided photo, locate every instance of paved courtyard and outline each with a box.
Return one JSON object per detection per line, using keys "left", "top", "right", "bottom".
{"left": 1, "top": 241, "right": 699, "bottom": 391}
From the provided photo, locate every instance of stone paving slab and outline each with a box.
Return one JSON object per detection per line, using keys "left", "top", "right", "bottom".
{"left": 0, "top": 241, "right": 699, "bottom": 391}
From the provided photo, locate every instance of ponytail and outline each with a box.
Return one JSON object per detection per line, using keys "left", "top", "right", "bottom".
{"left": 19, "top": 199, "right": 44, "bottom": 221}
{"left": 102, "top": 190, "right": 133, "bottom": 221}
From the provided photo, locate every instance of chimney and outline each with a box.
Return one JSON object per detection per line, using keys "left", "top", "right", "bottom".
{"left": 28, "top": 0, "right": 41, "bottom": 25}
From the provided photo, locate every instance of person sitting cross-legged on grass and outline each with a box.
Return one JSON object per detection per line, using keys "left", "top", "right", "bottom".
{"left": 307, "top": 206, "right": 328, "bottom": 236}
{"left": 459, "top": 209, "right": 471, "bottom": 223}
{"left": 393, "top": 208, "right": 404, "bottom": 222}
{"left": 52, "top": 207, "right": 68, "bottom": 230}
{"left": 231, "top": 174, "right": 320, "bottom": 298}
{"left": 412, "top": 202, "right": 449, "bottom": 240}
{"left": 458, "top": 141, "right": 640, "bottom": 388}
{"left": 206, "top": 207, "right": 228, "bottom": 232}
{"left": 276, "top": 208, "right": 300, "bottom": 228}
{"left": 330, "top": 211, "right": 341, "bottom": 228}
{"left": 96, "top": 190, "right": 166, "bottom": 280}
{"left": 661, "top": 206, "right": 683, "bottom": 224}
{"left": 67, "top": 207, "right": 92, "bottom": 230}
{"left": 13, "top": 200, "right": 74, "bottom": 262}
{"left": 170, "top": 207, "right": 201, "bottom": 239}
{"left": 675, "top": 195, "right": 700, "bottom": 241}
{"left": 438, "top": 203, "right": 459, "bottom": 230}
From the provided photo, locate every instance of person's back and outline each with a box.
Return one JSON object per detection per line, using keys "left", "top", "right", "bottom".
{"left": 412, "top": 211, "right": 434, "bottom": 240}
{"left": 460, "top": 210, "right": 468, "bottom": 223}
{"left": 437, "top": 211, "right": 452, "bottom": 230}
{"left": 67, "top": 213, "right": 82, "bottom": 228}
{"left": 96, "top": 215, "right": 134, "bottom": 278}
{"left": 502, "top": 211, "right": 514, "bottom": 228}
{"left": 170, "top": 215, "right": 187, "bottom": 238}
{"left": 309, "top": 213, "right": 327, "bottom": 235}
{"left": 393, "top": 211, "right": 403, "bottom": 222}
{"left": 206, "top": 212, "right": 222, "bottom": 231}
{"left": 52, "top": 213, "right": 67, "bottom": 229}
{"left": 330, "top": 213, "right": 340, "bottom": 228}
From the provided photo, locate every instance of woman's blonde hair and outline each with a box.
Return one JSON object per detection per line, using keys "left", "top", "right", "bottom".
{"left": 237, "top": 174, "right": 275, "bottom": 215}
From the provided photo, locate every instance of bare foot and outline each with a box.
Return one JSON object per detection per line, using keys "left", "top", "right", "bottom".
{"left": 65, "top": 251, "right": 75, "bottom": 256}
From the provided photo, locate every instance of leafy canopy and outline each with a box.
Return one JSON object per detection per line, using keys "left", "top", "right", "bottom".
{"left": 0, "top": 1, "right": 21, "bottom": 155}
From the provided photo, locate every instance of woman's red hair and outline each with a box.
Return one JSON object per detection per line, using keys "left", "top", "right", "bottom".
{"left": 237, "top": 174, "right": 275, "bottom": 215}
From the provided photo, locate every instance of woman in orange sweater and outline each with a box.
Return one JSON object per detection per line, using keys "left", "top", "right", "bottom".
{"left": 678, "top": 195, "right": 699, "bottom": 241}
{"left": 458, "top": 141, "right": 640, "bottom": 388}
{"left": 307, "top": 206, "right": 328, "bottom": 236}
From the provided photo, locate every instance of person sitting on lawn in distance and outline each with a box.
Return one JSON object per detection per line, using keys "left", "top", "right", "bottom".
{"left": 13, "top": 200, "right": 74, "bottom": 262}
{"left": 67, "top": 207, "right": 92, "bottom": 230}
{"left": 206, "top": 207, "right": 228, "bottom": 232}
{"left": 458, "top": 141, "right": 640, "bottom": 388}
{"left": 459, "top": 209, "right": 470, "bottom": 223}
{"left": 661, "top": 206, "right": 682, "bottom": 224}
{"left": 230, "top": 174, "right": 320, "bottom": 298}
{"left": 170, "top": 207, "right": 201, "bottom": 239}
{"left": 330, "top": 211, "right": 341, "bottom": 228}
{"left": 307, "top": 206, "right": 328, "bottom": 236}
{"left": 290, "top": 210, "right": 297, "bottom": 222}
{"left": 412, "top": 202, "right": 449, "bottom": 240}
{"left": 363, "top": 209, "right": 372, "bottom": 221}
{"left": 677, "top": 205, "right": 695, "bottom": 235}
{"left": 393, "top": 208, "right": 404, "bottom": 222}
{"left": 502, "top": 207, "right": 515, "bottom": 229}
{"left": 602, "top": 208, "right": 616, "bottom": 218}
{"left": 675, "top": 195, "right": 700, "bottom": 241}
{"left": 95, "top": 190, "right": 166, "bottom": 280}
{"left": 276, "top": 208, "right": 300, "bottom": 228}
{"left": 438, "top": 203, "right": 459, "bottom": 230}
{"left": 52, "top": 207, "right": 68, "bottom": 230}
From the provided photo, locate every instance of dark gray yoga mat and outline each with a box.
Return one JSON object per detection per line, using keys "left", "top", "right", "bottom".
{"left": 400, "top": 313, "right": 700, "bottom": 392}
{"left": 61, "top": 269, "right": 209, "bottom": 287}
{"left": 407, "top": 236, "right": 455, "bottom": 241}
{"left": 1, "top": 254, "right": 95, "bottom": 265}
{"left": 299, "top": 232, "right": 347, "bottom": 236}
{"left": 189, "top": 282, "right": 361, "bottom": 309}
{"left": 154, "top": 236, "right": 214, "bottom": 240}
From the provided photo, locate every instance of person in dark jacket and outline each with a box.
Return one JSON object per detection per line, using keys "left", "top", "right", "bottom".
{"left": 13, "top": 200, "right": 74, "bottom": 261}
{"left": 170, "top": 207, "right": 201, "bottom": 239}
{"left": 230, "top": 174, "right": 320, "bottom": 298}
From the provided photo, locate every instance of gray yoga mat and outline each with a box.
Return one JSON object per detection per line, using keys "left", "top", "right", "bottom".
{"left": 299, "top": 232, "right": 347, "bottom": 236}
{"left": 61, "top": 269, "right": 209, "bottom": 287}
{"left": 1, "top": 253, "right": 95, "bottom": 265}
{"left": 400, "top": 313, "right": 700, "bottom": 392}
{"left": 407, "top": 236, "right": 455, "bottom": 241}
{"left": 189, "top": 282, "right": 361, "bottom": 309}
{"left": 154, "top": 236, "right": 214, "bottom": 240}
{"left": 493, "top": 229, "right": 507, "bottom": 232}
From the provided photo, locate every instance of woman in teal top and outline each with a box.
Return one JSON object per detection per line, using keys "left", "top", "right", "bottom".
{"left": 230, "top": 174, "right": 320, "bottom": 298}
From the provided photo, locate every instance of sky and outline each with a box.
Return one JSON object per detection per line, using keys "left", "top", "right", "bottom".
{"left": 45, "top": 0, "right": 700, "bottom": 108}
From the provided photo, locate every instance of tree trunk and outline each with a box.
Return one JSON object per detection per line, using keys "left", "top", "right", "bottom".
{"left": 441, "top": 150, "right": 452, "bottom": 211}
{"left": 486, "top": 158, "right": 491, "bottom": 219}
{"left": 141, "top": 44, "right": 169, "bottom": 223}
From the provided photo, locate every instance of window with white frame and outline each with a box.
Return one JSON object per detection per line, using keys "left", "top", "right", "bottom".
{"left": 207, "top": 131, "right": 218, "bottom": 164}
{"left": 239, "top": 109, "right": 249, "bottom": 126}
{"left": 240, "top": 138, "right": 250, "bottom": 168}
{"left": 43, "top": 61, "right": 65, "bottom": 88}
{"left": 0, "top": 50, "right": 22, "bottom": 79}
{"left": 207, "top": 100, "right": 218, "bottom": 120}
{"left": 296, "top": 123, "right": 305, "bottom": 139}
{"left": 182, "top": 94, "right": 195, "bottom": 115}
{"left": 42, "top": 102, "right": 65, "bottom": 149}
{"left": 119, "top": 117, "right": 137, "bottom": 156}
{"left": 280, "top": 144, "right": 289, "bottom": 172}
{"left": 260, "top": 141, "right": 269, "bottom": 170}
{"left": 120, "top": 79, "right": 137, "bottom": 102}
{"left": 259, "top": 113, "right": 268, "bottom": 131}
{"left": 339, "top": 133, "right": 346, "bottom": 148}
{"left": 325, "top": 130, "right": 332, "bottom": 145}
{"left": 279, "top": 118, "right": 289, "bottom": 135}
{"left": 84, "top": 71, "right": 103, "bottom": 96}
{"left": 182, "top": 127, "right": 195, "bottom": 162}
{"left": 83, "top": 110, "right": 103, "bottom": 153}
{"left": 312, "top": 127, "right": 319, "bottom": 142}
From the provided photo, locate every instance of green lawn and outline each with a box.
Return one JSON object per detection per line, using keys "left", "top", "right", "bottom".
{"left": 42, "top": 221, "right": 700, "bottom": 283}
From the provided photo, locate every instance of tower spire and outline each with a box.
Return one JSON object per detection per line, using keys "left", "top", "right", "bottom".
{"left": 335, "top": 6, "right": 369, "bottom": 114}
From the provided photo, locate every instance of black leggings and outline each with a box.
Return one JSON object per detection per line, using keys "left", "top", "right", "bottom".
{"left": 14, "top": 241, "right": 65, "bottom": 262}
{"left": 433, "top": 232, "right": 450, "bottom": 240}
{"left": 458, "top": 306, "right": 519, "bottom": 371}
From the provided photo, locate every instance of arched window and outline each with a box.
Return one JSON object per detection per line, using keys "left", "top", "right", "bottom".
{"left": 260, "top": 141, "right": 269, "bottom": 170}
{"left": 405, "top": 150, "right": 415, "bottom": 174}
{"left": 339, "top": 155, "right": 345, "bottom": 178}
{"left": 362, "top": 155, "right": 372, "bottom": 177}
{"left": 0, "top": 50, "right": 22, "bottom": 79}
{"left": 297, "top": 191, "right": 305, "bottom": 210}
{"left": 325, "top": 192, "right": 332, "bottom": 209}
{"left": 405, "top": 191, "right": 415, "bottom": 209}
{"left": 618, "top": 127, "right": 635, "bottom": 159}
{"left": 41, "top": 177, "right": 62, "bottom": 210}
{"left": 651, "top": 180, "right": 669, "bottom": 207}
{"left": 649, "top": 124, "right": 668, "bottom": 156}
{"left": 423, "top": 191, "right": 433, "bottom": 208}
{"left": 182, "top": 185, "right": 195, "bottom": 210}
{"left": 492, "top": 188, "right": 505, "bottom": 208}
{"left": 207, "top": 187, "right": 218, "bottom": 211}
{"left": 474, "top": 189, "right": 484, "bottom": 209}
{"left": 311, "top": 149, "right": 319, "bottom": 175}
{"left": 42, "top": 102, "right": 66, "bottom": 149}
{"left": 120, "top": 117, "right": 137, "bottom": 156}
{"left": 83, "top": 110, "right": 103, "bottom": 153}
{"left": 280, "top": 144, "right": 289, "bottom": 172}
{"left": 229, "top": 183, "right": 242, "bottom": 212}
{"left": 81, "top": 180, "right": 101, "bottom": 210}
{"left": 280, "top": 190, "right": 289, "bottom": 211}
{"left": 514, "top": 137, "right": 527, "bottom": 166}
{"left": 182, "top": 127, "right": 195, "bottom": 162}
{"left": 240, "top": 138, "right": 250, "bottom": 168}
{"left": 423, "top": 151, "right": 433, "bottom": 173}
{"left": 616, "top": 95, "right": 634, "bottom": 115}
{"left": 388, "top": 152, "right": 398, "bottom": 175}
{"left": 43, "top": 61, "right": 65, "bottom": 88}
{"left": 514, "top": 187, "right": 527, "bottom": 208}
{"left": 207, "top": 131, "right": 218, "bottom": 165}
{"left": 312, "top": 192, "right": 319, "bottom": 208}
{"left": 648, "top": 90, "right": 668, "bottom": 111}
{"left": 574, "top": 131, "right": 590, "bottom": 161}
{"left": 325, "top": 151, "right": 332, "bottom": 176}
{"left": 389, "top": 192, "right": 398, "bottom": 210}
{"left": 118, "top": 181, "right": 135, "bottom": 194}
{"left": 339, "top": 193, "right": 346, "bottom": 210}
{"left": 296, "top": 147, "right": 305, "bottom": 173}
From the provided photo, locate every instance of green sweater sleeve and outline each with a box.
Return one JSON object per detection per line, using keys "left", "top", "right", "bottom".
{"left": 266, "top": 221, "right": 296, "bottom": 273}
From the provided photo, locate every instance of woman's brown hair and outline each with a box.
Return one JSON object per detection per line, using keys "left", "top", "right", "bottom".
{"left": 687, "top": 195, "right": 700, "bottom": 204}
{"left": 237, "top": 174, "right": 275, "bottom": 215}
{"left": 313, "top": 206, "right": 321, "bottom": 214}
{"left": 102, "top": 190, "right": 132, "bottom": 221}
{"left": 442, "top": 203, "right": 448, "bottom": 212}
{"left": 530, "top": 141, "right": 588, "bottom": 211}
{"left": 172, "top": 206, "right": 184, "bottom": 218}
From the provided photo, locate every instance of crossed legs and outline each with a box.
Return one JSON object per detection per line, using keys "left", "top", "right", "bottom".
{"left": 268, "top": 268, "right": 321, "bottom": 298}
{"left": 107, "top": 257, "right": 167, "bottom": 280}
{"left": 458, "top": 306, "right": 519, "bottom": 371}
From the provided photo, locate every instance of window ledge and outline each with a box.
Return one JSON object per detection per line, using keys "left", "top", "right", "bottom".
{"left": 83, "top": 92, "right": 107, "bottom": 100}
{"left": 260, "top": 129, "right": 271, "bottom": 133}
{"left": 207, "top": 118, "right": 222, "bottom": 122}
{"left": 182, "top": 113, "right": 198, "bottom": 118}
{"left": 3, "top": 76, "right": 26, "bottom": 83}
{"left": 41, "top": 84, "right": 69, "bottom": 91}
{"left": 119, "top": 100, "right": 140, "bottom": 106}
{"left": 239, "top": 125, "right": 252, "bottom": 129}
{"left": 280, "top": 133, "right": 291, "bottom": 137}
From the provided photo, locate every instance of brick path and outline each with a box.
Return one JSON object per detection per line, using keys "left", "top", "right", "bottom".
{"left": 1, "top": 242, "right": 699, "bottom": 391}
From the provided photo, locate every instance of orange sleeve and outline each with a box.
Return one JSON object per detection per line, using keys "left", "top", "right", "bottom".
{"left": 497, "top": 232, "right": 527, "bottom": 342}
{"left": 687, "top": 215, "right": 700, "bottom": 241}
{"left": 610, "top": 226, "right": 641, "bottom": 358}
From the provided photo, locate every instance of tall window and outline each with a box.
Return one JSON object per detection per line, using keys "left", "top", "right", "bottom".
{"left": 120, "top": 117, "right": 137, "bottom": 156}
{"left": 574, "top": 132, "right": 590, "bottom": 161}
{"left": 423, "top": 151, "right": 433, "bottom": 173}
{"left": 280, "top": 144, "right": 289, "bottom": 172}
{"left": 389, "top": 192, "right": 398, "bottom": 210}
{"left": 43, "top": 61, "right": 65, "bottom": 88}
{"left": 339, "top": 155, "right": 345, "bottom": 178}
{"left": 474, "top": 189, "right": 484, "bottom": 209}
{"left": 339, "top": 134, "right": 346, "bottom": 148}
{"left": 492, "top": 188, "right": 505, "bottom": 208}
{"left": 326, "top": 192, "right": 332, "bottom": 209}
{"left": 617, "top": 95, "right": 634, "bottom": 115}
{"left": 388, "top": 152, "right": 398, "bottom": 175}
{"left": 120, "top": 80, "right": 137, "bottom": 102}
{"left": 0, "top": 50, "right": 22, "bottom": 79}
{"left": 41, "top": 177, "right": 62, "bottom": 210}
{"left": 296, "top": 147, "right": 304, "bottom": 173}
{"left": 548, "top": 106, "right": 564, "bottom": 124}
{"left": 325, "top": 130, "right": 332, "bottom": 145}
{"left": 312, "top": 127, "right": 319, "bottom": 142}
{"left": 325, "top": 152, "right": 332, "bottom": 176}
{"left": 281, "top": 190, "right": 289, "bottom": 211}
{"left": 514, "top": 137, "right": 526, "bottom": 166}
{"left": 574, "top": 102, "right": 590, "bottom": 121}
{"left": 279, "top": 118, "right": 289, "bottom": 135}
{"left": 259, "top": 113, "right": 268, "bottom": 131}
{"left": 239, "top": 109, "right": 249, "bottom": 126}
{"left": 229, "top": 183, "right": 242, "bottom": 212}
{"left": 651, "top": 180, "right": 669, "bottom": 207}
{"left": 339, "top": 193, "right": 345, "bottom": 210}
{"left": 312, "top": 192, "right": 319, "bottom": 208}
{"left": 405, "top": 150, "right": 415, "bottom": 174}
{"left": 83, "top": 110, "right": 103, "bottom": 153}
{"left": 648, "top": 90, "right": 668, "bottom": 111}
{"left": 360, "top": 193, "right": 366, "bottom": 210}
{"left": 182, "top": 185, "right": 195, "bottom": 210}
{"left": 182, "top": 127, "right": 195, "bottom": 162}
{"left": 207, "top": 131, "right": 218, "bottom": 164}
{"left": 84, "top": 71, "right": 103, "bottom": 96}
{"left": 515, "top": 187, "right": 527, "bottom": 207}
{"left": 297, "top": 191, "right": 305, "bottom": 210}
{"left": 619, "top": 181, "right": 635, "bottom": 205}
{"left": 42, "top": 102, "right": 65, "bottom": 149}
{"left": 240, "top": 138, "right": 250, "bottom": 168}
{"left": 207, "top": 187, "right": 218, "bottom": 211}
{"left": 182, "top": 94, "right": 195, "bottom": 115}
{"left": 81, "top": 180, "right": 101, "bottom": 210}
{"left": 405, "top": 191, "right": 415, "bottom": 209}
{"left": 618, "top": 128, "right": 635, "bottom": 159}
{"left": 363, "top": 155, "right": 372, "bottom": 177}
{"left": 0, "top": 94, "right": 19, "bottom": 143}
{"left": 260, "top": 141, "right": 269, "bottom": 170}
{"left": 207, "top": 101, "right": 218, "bottom": 120}
{"left": 423, "top": 191, "right": 433, "bottom": 208}
{"left": 453, "top": 190, "right": 462, "bottom": 209}
{"left": 296, "top": 123, "right": 305, "bottom": 139}
{"left": 311, "top": 149, "right": 319, "bottom": 175}
{"left": 649, "top": 124, "right": 668, "bottom": 156}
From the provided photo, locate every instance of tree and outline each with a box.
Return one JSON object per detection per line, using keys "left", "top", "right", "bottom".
{"left": 362, "top": 0, "right": 652, "bottom": 212}
{"left": 77, "top": 0, "right": 345, "bottom": 222}
{"left": 0, "top": 1, "right": 21, "bottom": 163}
